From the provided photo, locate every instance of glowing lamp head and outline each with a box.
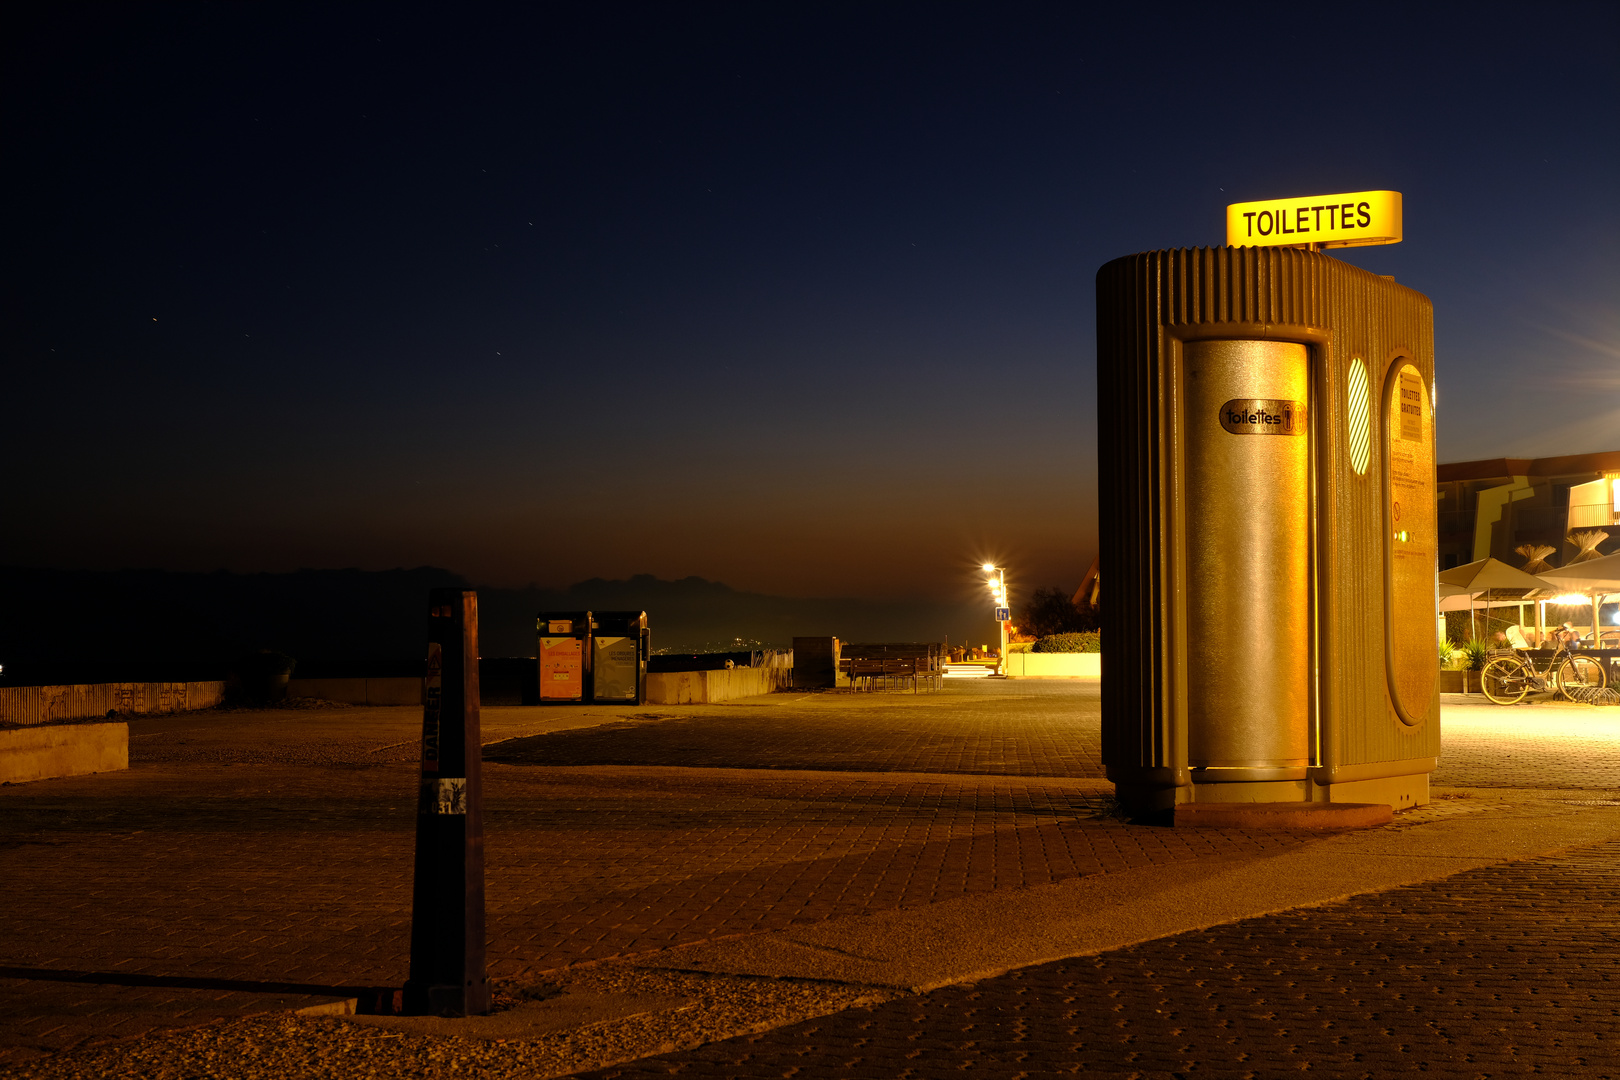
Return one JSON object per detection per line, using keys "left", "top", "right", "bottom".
{"left": 1551, "top": 593, "right": 1590, "bottom": 606}
{"left": 982, "top": 563, "right": 996, "bottom": 572}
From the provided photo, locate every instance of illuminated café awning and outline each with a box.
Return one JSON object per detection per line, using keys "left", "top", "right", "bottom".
{"left": 1536, "top": 551, "right": 1620, "bottom": 595}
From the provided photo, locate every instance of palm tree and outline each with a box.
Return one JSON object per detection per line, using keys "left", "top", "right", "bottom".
{"left": 1517, "top": 543, "right": 1556, "bottom": 573}
{"left": 1568, "top": 529, "right": 1610, "bottom": 565}
{"left": 1517, "top": 543, "right": 1559, "bottom": 645}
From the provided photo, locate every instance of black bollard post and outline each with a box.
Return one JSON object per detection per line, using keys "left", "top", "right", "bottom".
{"left": 403, "top": 589, "right": 491, "bottom": 1016}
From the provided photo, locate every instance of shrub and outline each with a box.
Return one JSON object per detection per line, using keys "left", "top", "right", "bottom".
{"left": 1017, "top": 587, "right": 1099, "bottom": 638}
{"left": 228, "top": 649, "right": 297, "bottom": 705}
{"left": 1033, "top": 631, "right": 1101, "bottom": 653}
{"left": 1460, "top": 639, "right": 1489, "bottom": 671}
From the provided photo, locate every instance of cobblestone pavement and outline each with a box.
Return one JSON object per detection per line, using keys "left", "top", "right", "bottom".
{"left": 487, "top": 681, "right": 1104, "bottom": 777}
{"left": 583, "top": 838, "right": 1620, "bottom": 1079}
{"left": 493, "top": 689, "right": 1620, "bottom": 793}
{"left": 1434, "top": 699, "right": 1620, "bottom": 791}
{"left": 1, "top": 684, "right": 1317, "bottom": 1065}
{"left": 8, "top": 684, "right": 1620, "bottom": 1075}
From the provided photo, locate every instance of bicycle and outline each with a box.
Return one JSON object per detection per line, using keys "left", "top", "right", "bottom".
{"left": 1479, "top": 644, "right": 1607, "bottom": 705}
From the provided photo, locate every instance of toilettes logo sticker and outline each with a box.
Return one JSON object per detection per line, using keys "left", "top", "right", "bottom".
{"left": 1218, "top": 399, "right": 1307, "bottom": 435}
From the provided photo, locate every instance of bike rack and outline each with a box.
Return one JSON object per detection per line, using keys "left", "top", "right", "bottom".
{"left": 1565, "top": 685, "right": 1620, "bottom": 706}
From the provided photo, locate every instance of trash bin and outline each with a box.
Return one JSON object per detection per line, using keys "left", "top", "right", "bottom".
{"left": 792, "top": 637, "right": 839, "bottom": 689}
{"left": 590, "top": 611, "right": 648, "bottom": 704}
{"left": 537, "top": 611, "right": 591, "bottom": 703}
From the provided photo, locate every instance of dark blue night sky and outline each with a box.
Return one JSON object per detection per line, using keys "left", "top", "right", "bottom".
{"left": 5, "top": 2, "right": 1616, "bottom": 605}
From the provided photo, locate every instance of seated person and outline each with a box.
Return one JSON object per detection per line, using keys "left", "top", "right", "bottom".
{"left": 1504, "top": 624, "right": 1532, "bottom": 650}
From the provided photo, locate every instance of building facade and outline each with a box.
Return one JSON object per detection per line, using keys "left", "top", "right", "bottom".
{"left": 1438, "top": 450, "right": 1620, "bottom": 570}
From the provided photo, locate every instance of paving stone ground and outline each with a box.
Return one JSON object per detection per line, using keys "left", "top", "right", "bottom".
{"left": 6, "top": 683, "right": 1620, "bottom": 1077}
{"left": 486, "top": 681, "right": 1104, "bottom": 777}
{"left": 1435, "top": 698, "right": 1620, "bottom": 790}
{"left": 0, "top": 683, "right": 1310, "bottom": 1065}
{"left": 585, "top": 840, "right": 1620, "bottom": 1079}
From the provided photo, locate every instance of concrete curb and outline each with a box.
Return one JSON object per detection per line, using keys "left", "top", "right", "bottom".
{"left": 0, "top": 721, "right": 128, "bottom": 784}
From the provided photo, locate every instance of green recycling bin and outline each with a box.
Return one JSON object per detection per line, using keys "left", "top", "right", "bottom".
{"left": 590, "top": 611, "right": 648, "bottom": 704}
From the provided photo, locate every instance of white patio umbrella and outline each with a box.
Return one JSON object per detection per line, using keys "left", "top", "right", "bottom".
{"left": 1437, "top": 558, "right": 1546, "bottom": 642}
{"left": 1537, "top": 552, "right": 1620, "bottom": 647}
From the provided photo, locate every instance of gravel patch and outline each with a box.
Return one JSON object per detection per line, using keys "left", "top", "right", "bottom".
{"left": 5, "top": 965, "right": 892, "bottom": 1080}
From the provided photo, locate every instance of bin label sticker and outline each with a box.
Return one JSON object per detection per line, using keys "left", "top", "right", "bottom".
{"left": 547, "top": 620, "right": 573, "bottom": 634}
{"left": 593, "top": 636, "right": 639, "bottom": 700}
{"left": 540, "top": 635, "right": 584, "bottom": 699}
{"left": 1218, "top": 399, "right": 1307, "bottom": 435}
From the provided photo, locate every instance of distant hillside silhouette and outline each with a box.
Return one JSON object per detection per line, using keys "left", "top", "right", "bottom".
{"left": 0, "top": 567, "right": 988, "bottom": 684}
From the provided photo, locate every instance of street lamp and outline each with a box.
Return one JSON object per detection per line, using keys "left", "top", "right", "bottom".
{"left": 983, "top": 564, "right": 1009, "bottom": 676}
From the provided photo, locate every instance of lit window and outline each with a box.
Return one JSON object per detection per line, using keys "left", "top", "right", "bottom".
{"left": 1346, "top": 359, "right": 1371, "bottom": 475}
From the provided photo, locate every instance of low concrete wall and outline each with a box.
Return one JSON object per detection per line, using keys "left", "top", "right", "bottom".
{"left": 287, "top": 667, "right": 788, "bottom": 708}
{"left": 1004, "top": 653, "right": 1100, "bottom": 678}
{"left": 647, "top": 665, "right": 791, "bottom": 704}
{"left": 0, "top": 722, "right": 128, "bottom": 784}
{"left": 286, "top": 677, "right": 422, "bottom": 706}
{"left": 0, "top": 682, "right": 226, "bottom": 727}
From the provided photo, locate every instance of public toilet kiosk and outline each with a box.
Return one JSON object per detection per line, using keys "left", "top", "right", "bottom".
{"left": 1098, "top": 191, "right": 1439, "bottom": 819}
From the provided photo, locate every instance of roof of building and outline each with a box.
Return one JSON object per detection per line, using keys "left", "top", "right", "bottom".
{"left": 1437, "top": 450, "right": 1620, "bottom": 483}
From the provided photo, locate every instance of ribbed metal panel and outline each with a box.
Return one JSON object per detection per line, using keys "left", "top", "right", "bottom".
{"left": 1098, "top": 247, "right": 1438, "bottom": 790}
{"left": 0, "top": 681, "right": 227, "bottom": 726}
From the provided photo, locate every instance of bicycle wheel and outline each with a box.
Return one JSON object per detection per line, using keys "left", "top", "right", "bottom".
{"left": 1557, "top": 655, "right": 1607, "bottom": 701}
{"left": 1480, "top": 657, "right": 1529, "bottom": 705}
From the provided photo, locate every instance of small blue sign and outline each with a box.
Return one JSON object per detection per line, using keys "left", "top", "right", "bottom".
{"left": 994, "top": 607, "right": 1010, "bottom": 622}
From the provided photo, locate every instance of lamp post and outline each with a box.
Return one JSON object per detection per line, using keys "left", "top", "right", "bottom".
{"left": 983, "top": 564, "right": 1009, "bottom": 676}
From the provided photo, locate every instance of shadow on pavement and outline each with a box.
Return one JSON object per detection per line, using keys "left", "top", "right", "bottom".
{"left": 0, "top": 966, "right": 400, "bottom": 1014}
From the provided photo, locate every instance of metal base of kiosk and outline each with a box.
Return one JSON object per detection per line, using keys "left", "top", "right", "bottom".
{"left": 1113, "top": 768, "right": 1431, "bottom": 822}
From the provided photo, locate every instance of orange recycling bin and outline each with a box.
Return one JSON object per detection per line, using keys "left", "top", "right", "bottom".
{"left": 537, "top": 611, "right": 590, "bottom": 703}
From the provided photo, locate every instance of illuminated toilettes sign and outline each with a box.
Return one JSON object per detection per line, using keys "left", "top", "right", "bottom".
{"left": 1226, "top": 190, "right": 1402, "bottom": 248}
